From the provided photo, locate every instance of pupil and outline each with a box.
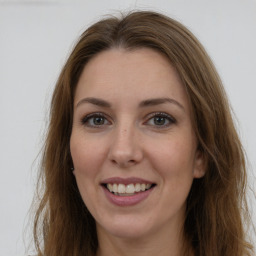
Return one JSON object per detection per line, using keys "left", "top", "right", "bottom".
{"left": 154, "top": 117, "right": 165, "bottom": 125}
{"left": 94, "top": 117, "right": 104, "bottom": 125}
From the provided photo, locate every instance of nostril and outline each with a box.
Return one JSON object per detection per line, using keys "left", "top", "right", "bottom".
{"left": 108, "top": 141, "right": 143, "bottom": 167}
{"left": 110, "top": 158, "right": 137, "bottom": 168}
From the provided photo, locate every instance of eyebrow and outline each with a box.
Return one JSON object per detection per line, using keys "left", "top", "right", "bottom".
{"left": 139, "top": 97, "right": 184, "bottom": 110}
{"left": 76, "top": 97, "right": 184, "bottom": 110}
{"left": 76, "top": 97, "right": 111, "bottom": 108}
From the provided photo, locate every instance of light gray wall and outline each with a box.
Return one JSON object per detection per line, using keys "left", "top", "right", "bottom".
{"left": 0, "top": 0, "right": 255, "bottom": 255}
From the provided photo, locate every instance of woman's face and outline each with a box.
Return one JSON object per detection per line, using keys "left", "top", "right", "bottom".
{"left": 70, "top": 48, "right": 205, "bottom": 240}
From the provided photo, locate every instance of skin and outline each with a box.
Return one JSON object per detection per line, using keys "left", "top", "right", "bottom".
{"left": 70, "top": 48, "right": 205, "bottom": 256}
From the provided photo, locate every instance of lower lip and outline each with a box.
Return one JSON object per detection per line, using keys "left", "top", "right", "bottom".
{"left": 102, "top": 186, "right": 154, "bottom": 206}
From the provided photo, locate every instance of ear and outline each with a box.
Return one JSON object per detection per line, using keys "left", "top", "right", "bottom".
{"left": 193, "top": 149, "right": 207, "bottom": 178}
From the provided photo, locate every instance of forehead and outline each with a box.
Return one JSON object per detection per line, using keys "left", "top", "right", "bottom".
{"left": 74, "top": 48, "right": 190, "bottom": 111}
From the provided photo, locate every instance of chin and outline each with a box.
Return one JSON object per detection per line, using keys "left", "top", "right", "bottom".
{"left": 97, "top": 215, "right": 154, "bottom": 239}
{"left": 105, "top": 227, "right": 150, "bottom": 240}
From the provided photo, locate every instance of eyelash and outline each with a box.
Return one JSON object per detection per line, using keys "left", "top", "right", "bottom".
{"left": 80, "top": 112, "right": 176, "bottom": 129}
{"left": 145, "top": 112, "right": 176, "bottom": 128}
{"left": 81, "top": 112, "right": 111, "bottom": 128}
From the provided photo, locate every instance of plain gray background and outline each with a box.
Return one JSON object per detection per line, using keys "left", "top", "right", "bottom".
{"left": 0, "top": 0, "right": 255, "bottom": 255}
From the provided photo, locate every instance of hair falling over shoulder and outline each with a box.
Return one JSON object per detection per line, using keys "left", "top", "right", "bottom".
{"left": 31, "top": 10, "right": 255, "bottom": 256}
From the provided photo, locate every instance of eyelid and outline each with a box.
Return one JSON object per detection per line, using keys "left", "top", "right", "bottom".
{"left": 80, "top": 111, "right": 176, "bottom": 129}
{"left": 144, "top": 112, "right": 176, "bottom": 127}
{"left": 81, "top": 112, "right": 112, "bottom": 127}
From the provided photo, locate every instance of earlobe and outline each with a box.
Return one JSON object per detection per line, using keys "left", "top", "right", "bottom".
{"left": 71, "top": 166, "right": 76, "bottom": 176}
{"left": 193, "top": 150, "right": 207, "bottom": 178}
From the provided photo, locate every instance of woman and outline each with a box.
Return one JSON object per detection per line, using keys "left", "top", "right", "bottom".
{"left": 33, "top": 11, "right": 254, "bottom": 256}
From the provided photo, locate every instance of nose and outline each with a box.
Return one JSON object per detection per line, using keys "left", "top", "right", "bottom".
{"left": 108, "top": 125, "right": 143, "bottom": 168}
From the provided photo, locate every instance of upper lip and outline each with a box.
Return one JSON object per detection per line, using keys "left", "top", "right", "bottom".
{"left": 101, "top": 177, "right": 155, "bottom": 185}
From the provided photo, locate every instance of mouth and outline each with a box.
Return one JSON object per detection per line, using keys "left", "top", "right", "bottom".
{"left": 101, "top": 177, "right": 156, "bottom": 206}
{"left": 102, "top": 183, "right": 156, "bottom": 196}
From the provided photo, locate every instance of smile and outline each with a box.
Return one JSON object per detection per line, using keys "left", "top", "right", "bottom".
{"left": 101, "top": 177, "right": 156, "bottom": 206}
{"left": 105, "top": 183, "right": 154, "bottom": 196}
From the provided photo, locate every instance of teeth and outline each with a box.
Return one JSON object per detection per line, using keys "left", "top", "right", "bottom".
{"left": 135, "top": 183, "right": 140, "bottom": 192}
{"left": 113, "top": 183, "right": 118, "bottom": 193}
{"left": 118, "top": 184, "right": 126, "bottom": 193}
{"left": 106, "top": 183, "right": 153, "bottom": 194}
{"left": 126, "top": 184, "right": 135, "bottom": 193}
{"left": 107, "top": 184, "right": 113, "bottom": 192}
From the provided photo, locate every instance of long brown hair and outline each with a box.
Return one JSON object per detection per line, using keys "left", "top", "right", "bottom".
{"left": 33, "top": 11, "right": 254, "bottom": 256}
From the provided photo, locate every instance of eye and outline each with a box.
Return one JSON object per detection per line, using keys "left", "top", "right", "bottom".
{"left": 81, "top": 113, "right": 111, "bottom": 128}
{"left": 145, "top": 112, "right": 176, "bottom": 128}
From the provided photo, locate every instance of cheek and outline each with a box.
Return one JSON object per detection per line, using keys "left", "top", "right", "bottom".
{"left": 146, "top": 135, "right": 196, "bottom": 202}
{"left": 145, "top": 137, "right": 196, "bottom": 219}
{"left": 70, "top": 135, "right": 103, "bottom": 209}
{"left": 70, "top": 133, "right": 106, "bottom": 174}
{"left": 70, "top": 134, "right": 106, "bottom": 203}
{"left": 149, "top": 138, "right": 196, "bottom": 175}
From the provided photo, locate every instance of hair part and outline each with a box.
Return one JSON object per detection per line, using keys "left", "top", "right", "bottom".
{"left": 33, "top": 11, "right": 254, "bottom": 256}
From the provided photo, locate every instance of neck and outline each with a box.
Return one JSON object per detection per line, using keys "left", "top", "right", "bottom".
{"left": 96, "top": 222, "right": 192, "bottom": 256}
